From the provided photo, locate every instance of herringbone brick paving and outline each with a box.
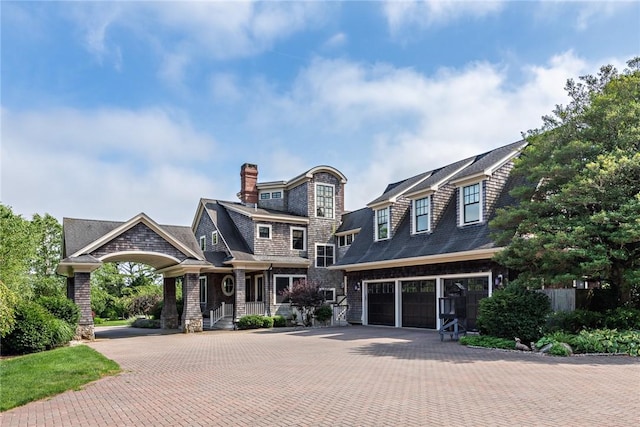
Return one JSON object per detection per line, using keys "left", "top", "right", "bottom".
{"left": 1, "top": 326, "right": 638, "bottom": 426}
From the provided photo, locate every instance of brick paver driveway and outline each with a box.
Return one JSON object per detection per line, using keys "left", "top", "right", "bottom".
{"left": 2, "top": 326, "right": 639, "bottom": 426}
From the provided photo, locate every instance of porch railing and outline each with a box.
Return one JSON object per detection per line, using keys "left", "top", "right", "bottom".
{"left": 245, "top": 301, "right": 266, "bottom": 316}
{"left": 209, "top": 302, "right": 234, "bottom": 328}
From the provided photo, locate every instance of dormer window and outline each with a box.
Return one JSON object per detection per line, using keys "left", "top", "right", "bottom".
{"left": 375, "top": 207, "right": 389, "bottom": 240}
{"left": 413, "top": 196, "right": 431, "bottom": 234}
{"left": 257, "top": 224, "right": 272, "bottom": 239}
{"left": 461, "top": 182, "right": 482, "bottom": 225}
{"left": 316, "top": 183, "right": 335, "bottom": 219}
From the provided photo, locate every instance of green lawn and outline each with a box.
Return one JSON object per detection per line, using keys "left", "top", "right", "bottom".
{"left": 0, "top": 345, "right": 121, "bottom": 411}
{"left": 95, "top": 318, "right": 131, "bottom": 327}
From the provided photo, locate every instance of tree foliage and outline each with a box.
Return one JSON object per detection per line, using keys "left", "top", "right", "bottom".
{"left": 281, "top": 279, "right": 326, "bottom": 326}
{"left": 492, "top": 58, "right": 640, "bottom": 305}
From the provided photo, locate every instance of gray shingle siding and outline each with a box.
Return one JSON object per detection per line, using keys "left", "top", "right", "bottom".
{"left": 226, "top": 210, "right": 255, "bottom": 252}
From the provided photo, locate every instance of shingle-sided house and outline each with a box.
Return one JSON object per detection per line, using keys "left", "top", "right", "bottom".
{"left": 328, "top": 140, "right": 527, "bottom": 331}
{"left": 57, "top": 140, "right": 525, "bottom": 339}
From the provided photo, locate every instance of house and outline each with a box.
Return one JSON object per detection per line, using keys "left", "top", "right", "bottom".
{"left": 57, "top": 140, "right": 525, "bottom": 339}
{"left": 328, "top": 140, "right": 527, "bottom": 331}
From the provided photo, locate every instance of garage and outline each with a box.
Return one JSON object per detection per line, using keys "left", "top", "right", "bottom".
{"left": 367, "top": 282, "right": 395, "bottom": 326}
{"left": 401, "top": 280, "right": 436, "bottom": 328}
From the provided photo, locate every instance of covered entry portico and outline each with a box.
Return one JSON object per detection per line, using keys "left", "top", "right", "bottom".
{"left": 56, "top": 213, "right": 212, "bottom": 340}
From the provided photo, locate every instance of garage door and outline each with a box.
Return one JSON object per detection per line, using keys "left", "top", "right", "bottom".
{"left": 367, "top": 282, "right": 395, "bottom": 326}
{"left": 401, "top": 280, "right": 436, "bottom": 329}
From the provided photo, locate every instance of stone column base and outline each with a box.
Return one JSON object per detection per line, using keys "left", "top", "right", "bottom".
{"left": 182, "top": 317, "right": 203, "bottom": 333}
{"left": 75, "top": 324, "right": 95, "bottom": 341}
{"left": 161, "top": 315, "right": 179, "bottom": 329}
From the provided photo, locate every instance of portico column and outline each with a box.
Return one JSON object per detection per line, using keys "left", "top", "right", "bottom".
{"left": 161, "top": 276, "right": 179, "bottom": 329}
{"left": 181, "top": 273, "right": 203, "bottom": 333}
{"left": 71, "top": 272, "right": 95, "bottom": 340}
{"left": 234, "top": 268, "right": 246, "bottom": 321}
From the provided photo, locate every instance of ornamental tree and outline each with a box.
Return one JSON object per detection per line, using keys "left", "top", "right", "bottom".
{"left": 280, "top": 279, "right": 326, "bottom": 326}
{"left": 491, "top": 58, "right": 640, "bottom": 305}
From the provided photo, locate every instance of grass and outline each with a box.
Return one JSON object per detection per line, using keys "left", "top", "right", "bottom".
{"left": 0, "top": 345, "right": 120, "bottom": 411}
{"left": 94, "top": 318, "right": 131, "bottom": 327}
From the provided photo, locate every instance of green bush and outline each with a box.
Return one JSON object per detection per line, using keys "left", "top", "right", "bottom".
{"left": 237, "top": 315, "right": 265, "bottom": 330}
{"left": 261, "top": 316, "right": 274, "bottom": 328}
{"left": 131, "top": 318, "right": 161, "bottom": 329}
{"left": 477, "top": 287, "right": 551, "bottom": 343}
{"left": 459, "top": 335, "right": 515, "bottom": 350}
{"left": 36, "top": 296, "right": 80, "bottom": 325}
{"left": 0, "top": 280, "right": 18, "bottom": 337}
{"left": 603, "top": 307, "right": 640, "bottom": 331}
{"left": 571, "top": 329, "right": 640, "bottom": 356}
{"left": 314, "top": 305, "right": 333, "bottom": 323}
{"left": 1, "top": 300, "right": 75, "bottom": 355}
{"left": 272, "top": 315, "right": 286, "bottom": 327}
{"left": 544, "top": 309, "right": 604, "bottom": 334}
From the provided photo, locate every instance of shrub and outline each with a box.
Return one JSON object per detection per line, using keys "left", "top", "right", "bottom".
{"left": 544, "top": 309, "right": 604, "bottom": 334}
{"left": 261, "top": 316, "right": 274, "bottom": 328}
{"left": 237, "top": 315, "right": 265, "bottom": 330}
{"left": 571, "top": 329, "right": 640, "bottom": 356}
{"left": 272, "top": 315, "right": 286, "bottom": 327}
{"left": 1, "top": 300, "right": 75, "bottom": 355}
{"left": 603, "top": 307, "right": 640, "bottom": 331}
{"left": 128, "top": 293, "right": 162, "bottom": 317}
{"left": 131, "top": 318, "right": 161, "bottom": 329}
{"left": 477, "top": 286, "right": 551, "bottom": 343}
{"left": 36, "top": 296, "right": 81, "bottom": 325}
{"left": 0, "top": 280, "right": 19, "bottom": 337}
{"left": 459, "top": 335, "right": 515, "bottom": 350}
{"left": 314, "top": 305, "right": 333, "bottom": 324}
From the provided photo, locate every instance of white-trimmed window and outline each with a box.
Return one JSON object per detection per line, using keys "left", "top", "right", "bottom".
{"left": 274, "top": 275, "right": 306, "bottom": 304}
{"left": 413, "top": 196, "right": 431, "bottom": 233}
{"left": 315, "top": 183, "right": 335, "bottom": 219}
{"left": 291, "top": 226, "right": 306, "bottom": 251}
{"left": 460, "top": 182, "right": 482, "bottom": 225}
{"left": 212, "top": 230, "right": 218, "bottom": 245}
{"left": 199, "top": 235, "right": 206, "bottom": 250}
{"left": 260, "top": 192, "right": 271, "bottom": 200}
{"left": 375, "top": 207, "right": 389, "bottom": 240}
{"left": 257, "top": 224, "right": 272, "bottom": 239}
{"left": 319, "top": 288, "right": 336, "bottom": 303}
{"left": 271, "top": 191, "right": 282, "bottom": 199}
{"left": 316, "top": 244, "right": 335, "bottom": 267}
{"left": 199, "top": 276, "right": 207, "bottom": 304}
{"left": 221, "top": 275, "right": 235, "bottom": 296}
{"left": 338, "top": 232, "right": 358, "bottom": 247}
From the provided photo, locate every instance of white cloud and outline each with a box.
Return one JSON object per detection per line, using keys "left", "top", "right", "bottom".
{"left": 1, "top": 108, "right": 222, "bottom": 224}
{"left": 241, "top": 51, "right": 596, "bottom": 209}
{"left": 382, "top": 0, "right": 504, "bottom": 34}
{"left": 322, "top": 32, "right": 347, "bottom": 50}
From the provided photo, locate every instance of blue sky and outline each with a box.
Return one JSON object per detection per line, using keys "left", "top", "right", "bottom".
{"left": 2, "top": 1, "right": 639, "bottom": 225}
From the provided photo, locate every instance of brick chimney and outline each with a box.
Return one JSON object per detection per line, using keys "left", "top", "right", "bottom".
{"left": 240, "top": 163, "right": 258, "bottom": 205}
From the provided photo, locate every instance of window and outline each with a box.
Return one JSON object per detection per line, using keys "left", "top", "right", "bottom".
{"left": 199, "top": 235, "right": 206, "bottom": 250}
{"left": 461, "top": 183, "right": 481, "bottom": 224}
{"left": 274, "top": 275, "right": 306, "bottom": 303}
{"left": 375, "top": 207, "right": 389, "bottom": 240}
{"left": 316, "top": 184, "right": 335, "bottom": 218}
{"left": 338, "top": 232, "right": 358, "bottom": 247}
{"left": 316, "top": 244, "right": 335, "bottom": 267}
{"left": 221, "top": 275, "right": 235, "bottom": 296}
{"left": 199, "top": 276, "right": 207, "bottom": 304}
{"left": 260, "top": 192, "right": 271, "bottom": 200}
{"left": 414, "top": 196, "right": 430, "bottom": 233}
{"left": 291, "top": 227, "right": 306, "bottom": 251}
{"left": 212, "top": 231, "right": 218, "bottom": 245}
{"left": 271, "top": 191, "right": 282, "bottom": 199}
{"left": 319, "top": 288, "right": 336, "bottom": 303}
{"left": 257, "top": 224, "right": 271, "bottom": 239}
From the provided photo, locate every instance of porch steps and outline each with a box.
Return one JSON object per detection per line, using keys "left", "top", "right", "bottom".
{"left": 203, "top": 316, "right": 234, "bottom": 330}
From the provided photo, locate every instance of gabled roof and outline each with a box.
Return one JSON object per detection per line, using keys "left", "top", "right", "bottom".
{"left": 257, "top": 165, "right": 347, "bottom": 192}
{"left": 62, "top": 213, "right": 203, "bottom": 261}
{"left": 331, "top": 140, "right": 526, "bottom": 271}
{"left": 367, "top": 171, "right": 433, "bottom": 208}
